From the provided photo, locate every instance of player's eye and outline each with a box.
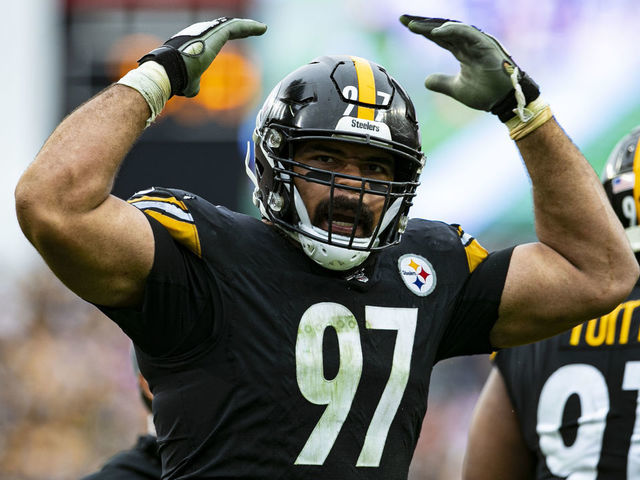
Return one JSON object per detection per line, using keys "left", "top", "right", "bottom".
{"left": 313, "top": 155, "right": 336, "bottom": 164}
{"left": 365, "top": 163, "right": 385, "bottom": 173}
{"left": 363, "top": 161, "right": 393, "bottom": 179}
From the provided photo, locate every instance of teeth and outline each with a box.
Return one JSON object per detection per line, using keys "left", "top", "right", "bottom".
{"left": 332, "top": 221, "right": 354, "bottom": 228}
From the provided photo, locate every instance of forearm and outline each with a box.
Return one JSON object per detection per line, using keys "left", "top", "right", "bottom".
{"left": 518, "top": 119, "right": 632, "bottom": 278}
{"left": 17, "top": 84, "right": 148, "bottom": 219}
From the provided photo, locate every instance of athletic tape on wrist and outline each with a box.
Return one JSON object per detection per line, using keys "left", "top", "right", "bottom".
{"left": 504, "top": 97, "right": 552, "bottom": 141}
{"left": 117, "top": 61, "right": 171, "bottom": 127}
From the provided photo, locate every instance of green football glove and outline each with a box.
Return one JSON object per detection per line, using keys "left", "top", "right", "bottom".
{"left": 399, "top": 15, "right": 540, "bottom": 123}
{"left": 139, "top": 17, "right": 267, "bottom": 98}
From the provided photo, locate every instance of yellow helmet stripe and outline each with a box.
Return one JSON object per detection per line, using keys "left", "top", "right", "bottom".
{"left": 350, "top": 56, "right": 375, "bottom": 121}
{"left": 633, "top": 135, "right": 640, "bottom": 224}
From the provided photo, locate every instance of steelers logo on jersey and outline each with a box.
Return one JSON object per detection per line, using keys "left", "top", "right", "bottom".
{"left": 397, "top": 254, "right": 436, "bottom": 297}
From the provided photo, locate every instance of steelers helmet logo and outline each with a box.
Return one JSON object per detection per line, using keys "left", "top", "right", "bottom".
{"left": 398, "top": 254, "right": 436, "bottom": 297}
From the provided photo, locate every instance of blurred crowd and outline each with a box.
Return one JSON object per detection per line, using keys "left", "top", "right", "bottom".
{"left": 0, "top": 266, "right": 147, "bottom": 480}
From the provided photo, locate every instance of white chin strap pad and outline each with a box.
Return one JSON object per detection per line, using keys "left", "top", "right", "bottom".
{"left": 292, "top": 187, "right": 371, "bottom": 271}
{"left": 298, "top": 234, "right": 370, "bottom": 271}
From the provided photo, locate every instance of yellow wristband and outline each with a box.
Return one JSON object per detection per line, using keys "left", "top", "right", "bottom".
{"left": 504, "top": 97, "right": 553, "bottom": 141}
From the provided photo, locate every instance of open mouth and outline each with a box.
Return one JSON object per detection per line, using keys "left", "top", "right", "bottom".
{"left": 324, "top": 212, "right": 360, "bottom": 237}
{"left": 313, "top": 197, "right": 374, "bottom": 238}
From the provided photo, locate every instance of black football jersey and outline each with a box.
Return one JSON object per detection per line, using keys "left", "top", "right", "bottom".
{"left": 79, "top": 435, "right": 161, "bottom": 480}
{"left": 495, "top": 285, "right": 640, "bottom": 479}
{"left": 100, "top": 187, "right": 512, "bottom": 480}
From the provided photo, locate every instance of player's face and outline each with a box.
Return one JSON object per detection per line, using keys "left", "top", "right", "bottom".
{"left": 293, "top": 140, "right": 395, "bottom": 238}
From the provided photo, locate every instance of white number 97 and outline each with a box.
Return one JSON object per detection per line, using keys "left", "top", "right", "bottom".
{"left": 295, "top": 303, "right": 417, "bottom": 467}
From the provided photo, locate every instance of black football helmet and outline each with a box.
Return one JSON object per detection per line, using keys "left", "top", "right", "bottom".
{"left": 601, "top": 126, "right": 640, "bottom": 251}
{"left": 247, "top": 55, "right": 425, "bottom": 270}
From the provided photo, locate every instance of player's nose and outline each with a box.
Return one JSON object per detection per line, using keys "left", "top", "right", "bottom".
{"left": 335, "top": 160, "right": 364, "bottom": 184}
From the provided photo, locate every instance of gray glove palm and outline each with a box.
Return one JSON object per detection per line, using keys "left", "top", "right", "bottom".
{"left": 399, "top": 15, "right": 539, "bottom": 121}
{"left": 140, "top": 17, "right": 267, "bottom": 98}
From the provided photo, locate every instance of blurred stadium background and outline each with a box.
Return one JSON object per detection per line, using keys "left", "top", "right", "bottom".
{"left": 2, "top": 0, "right": 640, "bottom": 478}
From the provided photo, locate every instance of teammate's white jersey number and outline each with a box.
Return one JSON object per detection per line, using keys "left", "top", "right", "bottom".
{"left": 537, "top": 362, "right": 640, "bottom": 479}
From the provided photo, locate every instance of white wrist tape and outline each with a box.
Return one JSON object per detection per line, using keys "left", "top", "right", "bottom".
{"left": 117, "top": 61, "right": 171, "bottom": 127}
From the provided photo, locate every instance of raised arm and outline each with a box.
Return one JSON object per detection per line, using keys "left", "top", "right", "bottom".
{"left": 15, "top": 85, "right": 151, "bottom": 308}
{"left": 496, "top": 119, "right": 632, "bottom": 345}
{"left": 400, "top": 16, "right": 638, "bottom": 347}
{"left": 15, "top": 18, "right": 267, "bottom": 308}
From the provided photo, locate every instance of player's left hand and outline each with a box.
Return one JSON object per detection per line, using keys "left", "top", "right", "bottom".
{"left": 399, "top": 15, "right": 540, "bottom": 122}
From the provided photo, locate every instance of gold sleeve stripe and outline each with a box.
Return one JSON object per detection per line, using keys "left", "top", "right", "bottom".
{"left": 350, "top": 56, "right": 375, "bottom": 121}
{"left": 143, "top": 210, "right": 202, "bottom": 257}
{"left": 633, "top": 135, "right": 640, "bottom": 224}
{"left": 129, "top": 195, "right": 188, "bottom": 212}
{"left": 129, "top": 199, "right": 193, "bottom": 222}
{"left": 127, "top": 193, "right": 201, "bottom": 255}
{"left": 465, "top": 239, "right": 489, "bottom": 273}
{"left": 457, "top": 225, "right": 489, "bottom": 273}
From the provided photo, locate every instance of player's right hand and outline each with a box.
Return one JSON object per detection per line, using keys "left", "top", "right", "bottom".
{"left": 139, "top": 17, "right": 267, "bottom": 98}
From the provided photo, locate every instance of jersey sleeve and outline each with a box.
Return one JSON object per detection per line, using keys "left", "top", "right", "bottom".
{"left": 97, "top": 195, "right": 217, "bottom": 358}
{"left": 436, "top": 246, "right": 514, "bottom": 361}
{"left": 493, "top": 348, "right": 520, "bottom": 399}
{"left": 494, "top": 341, "right": 545, "bottom": 415}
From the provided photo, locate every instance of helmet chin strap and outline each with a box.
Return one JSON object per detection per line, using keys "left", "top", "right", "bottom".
{"left": 244, "top": 140, "right": 256, "bottom": 186}
{"left": 245, "top": 141, "right": 271, "bottom": 218}
{"left": 377, "top": 197, "right": 403, "bottom": 234}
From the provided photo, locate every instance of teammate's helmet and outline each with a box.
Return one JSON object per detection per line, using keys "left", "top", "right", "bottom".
{"left": 249, "top": 55, "right": 424, "bottom": 271}
{"left": 601, "top": 126, "right": 640, "bottom": 252}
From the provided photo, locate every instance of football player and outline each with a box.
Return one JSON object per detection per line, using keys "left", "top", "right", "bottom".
{"left": 80, "top": 347, "right": 160, "bottom": 480}
{"left": 462, "top": 127, "right": 640, "bottom": 480}
{"left": 15, "top": 15, "right": 638, "bottom": 480}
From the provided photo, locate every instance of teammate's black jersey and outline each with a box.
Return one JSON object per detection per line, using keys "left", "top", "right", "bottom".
{"left": 495, "top": 285, "right": 640, "bottom": 480}
{"left": 79, "top": 435, "right": 160, "bottom": 480}
{"left": 100, "top": 187, "right": 512, "bottom": 480}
